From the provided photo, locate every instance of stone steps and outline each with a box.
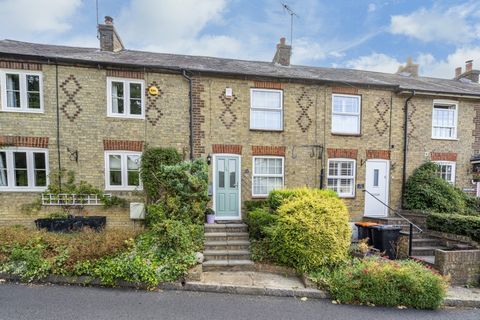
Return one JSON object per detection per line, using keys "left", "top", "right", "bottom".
{"left": 203, "top": 223, "right": 254, "bottom": 271}
{"left": 411, "top": 246, "right": 448, "bottom": 257}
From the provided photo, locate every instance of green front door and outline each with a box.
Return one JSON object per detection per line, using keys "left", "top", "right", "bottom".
{"left": 215, "top": 155, "right": 240, "bottom": 219}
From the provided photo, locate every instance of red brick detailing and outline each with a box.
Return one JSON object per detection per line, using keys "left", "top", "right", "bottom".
{"left": 430, "top": 152, "right": 457, "bottom": 161}
{"left": 252, "top": 146, "right": 286, "bottom": 156}
{"left": 103, "top": 140, "right": 144, "bottom": 152}
{"left": 327, "top": 148, "right": 358, "bottom": 159}
{"left": 332, "top": 86, "right": 358, "bottom": 95}
{"left": 253, "top": 81, "right": 284, "bottom": 90}
{"left": 0, "top": 136, "right": 48, "bottom": 148}
{"left": 472, "top": 105, "right": 480, "bottom": 153}
{"left": 106, "top": 69, "right": 144, "bottom": 79}
{"left": 212, "top": 144, "right": 242, "bottom": 155}
{"left": 366, "top": 150, "right": 391, "bottom": 160}
{"left": 0, "top": 61, "right": 42, "bottom": 71}
{"left": 192, "top": 77, "right": 206, "bottom": 157}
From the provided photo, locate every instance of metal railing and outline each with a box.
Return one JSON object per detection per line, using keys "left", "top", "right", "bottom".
{"left": 363, "top": 189, "right": 423, "bottom": 256}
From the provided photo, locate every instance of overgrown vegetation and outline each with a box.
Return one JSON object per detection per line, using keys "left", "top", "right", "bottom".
{"left": 2, "top": 148, "right": 208, "bottom": 287}
{"left": 427, "top": 212, "right": 480, "bottom": 241}
{"left": 404, "top": 162, "right": 479, "bottom": 215}
{"left": 245, "top": 188, "right": 351, "bottom": 272}
{"left": 309, "top": 257, "right": 448, "bottom": 309}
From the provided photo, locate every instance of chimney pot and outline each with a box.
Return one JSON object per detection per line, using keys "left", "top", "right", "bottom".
{"left": 272, "top": 37, "right": 292, "bottom": 66}
{"left": 466, "top": 60, "right": 473, "bottom": 72}
{"left": 280, "top": 37, "right": 286, "bottom": 45}
{"left": 455, "top": 67, "right": 462, "bottom": 78}
{"left": 105, "top": 16, "right": 114, "bottom": 24}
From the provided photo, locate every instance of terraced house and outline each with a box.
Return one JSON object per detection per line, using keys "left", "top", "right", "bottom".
{"left": 0, "top": 17, "right": 479, "bottom": 227}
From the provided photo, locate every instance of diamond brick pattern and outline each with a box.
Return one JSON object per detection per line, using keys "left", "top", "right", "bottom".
{"left": 296, "top": 89, "right": 313, "bottom": 133}
{"left": 60, "top": 74, "right": 83, "bottom": 123}
{"left": 407, "top": 101, "right": 417, "bottom": 138}
{"left": 373, "top": 97, "right": 390, "bottom": 136}
{"left": 146, "top": 81, "right": 164, "bottom": 126}
{"left": 219, "top": 91, "right": 238, "bottom": 129}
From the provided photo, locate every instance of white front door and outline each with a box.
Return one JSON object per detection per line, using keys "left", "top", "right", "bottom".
{"left": 364, "top": 160, "right": 389, "bottom": 217}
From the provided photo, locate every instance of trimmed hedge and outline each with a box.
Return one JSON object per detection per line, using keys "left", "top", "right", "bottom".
{"left": 427, "top": 212, "right": 480, "bottom": 242}
{"left": 327, "top": 257, "right": 448, "bottom": 309}
{"left": 266, "top": 188, "right": 351, "bottom": 272}
{"left": 245, "top": 207, "right": 277, "bottom": 240}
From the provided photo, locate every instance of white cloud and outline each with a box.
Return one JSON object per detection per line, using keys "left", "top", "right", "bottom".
{"left": 390, "top": 2, "right": 480, "bottom": 43}
{"left": 344, "top": 46, "right": 480, "bottom": 79}
{"left": 0, "top": 0, "right": 81, "bottom": 39}
{"left": 368, "top": 3, "right": 376, "bottom": 13}
{"left": 117, "top": 0, "right": 232, "bottom": 56}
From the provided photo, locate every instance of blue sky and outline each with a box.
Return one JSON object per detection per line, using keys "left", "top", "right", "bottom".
{"left": 0, "top": 0, "right": 479, "bottom": 79}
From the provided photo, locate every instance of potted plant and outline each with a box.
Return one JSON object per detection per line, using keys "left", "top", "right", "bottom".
{"left": 205, "top": 208, "right": 215, "bottom": 224}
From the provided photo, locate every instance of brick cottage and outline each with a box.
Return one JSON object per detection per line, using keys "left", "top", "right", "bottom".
{"left": 0, "top": 17, "right": 479, "bottom": 227}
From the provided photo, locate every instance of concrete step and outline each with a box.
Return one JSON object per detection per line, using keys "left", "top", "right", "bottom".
{"left": 203, "top": 250, "right": 251, "bottom": 261}
{"left": 400, "top": 231, "right": 430, "bottom": 239}
{"left": 202, "top": 259, "right": 255, "bottom": 272}
{"left": 412, "top": 238, "right": 443, "bottom": 247}
{"left": 411, "top": 246, "right": 447, "bottom": 256}
{"left": 204, "top": 232, "right": 249, "bottom": 242}
{"left": 204, "top": 223, "right": 248, "bottom": 233}
{"left": 411, "top": 255, "right": 436, "bottom": 268}
{"left": 204, "top": 240, "right": 250, "bottom": 251}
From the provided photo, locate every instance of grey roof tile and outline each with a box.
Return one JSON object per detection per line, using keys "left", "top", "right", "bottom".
{"left": 0, "top": 40, "right": 478, "bottom": 97}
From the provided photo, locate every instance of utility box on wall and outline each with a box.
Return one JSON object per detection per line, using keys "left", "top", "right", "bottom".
{"left": 130, "top": 202, "right": 145, "bottom": 220}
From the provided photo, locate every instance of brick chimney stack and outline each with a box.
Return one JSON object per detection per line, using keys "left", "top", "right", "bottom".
{"left": 454, "top": 60, "right": 479, "bottom": 83}
{"left": 98, "top": 16, "right": 124, "bottom": 52}
{"left": 396, "top": 57, "right": 419, "bottom": 77}
{"left": 272, "top": 37, "right": 292, "bottom": 66}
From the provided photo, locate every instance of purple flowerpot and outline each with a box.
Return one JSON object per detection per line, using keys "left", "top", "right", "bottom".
{"left": 206, "top": 214, "right": 215, "bottom": 224}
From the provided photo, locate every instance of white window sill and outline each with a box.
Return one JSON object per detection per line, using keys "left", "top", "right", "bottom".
{"left": 431, "top": 137, "right": 458, "bottom": 141}
{"left": 0, "top": 188, "right": 47, "bottom": 192}
{"left": 250, "top": 128, "right": 284, "bottom": 132}
{"left": 1, "top": 108, "right": 44, "bottom": 114}
{"left": 105, "top": 186, "right": 143, "bottom": 192}
{"left": 107, "top": 114, "right": 145, "bottom": 120}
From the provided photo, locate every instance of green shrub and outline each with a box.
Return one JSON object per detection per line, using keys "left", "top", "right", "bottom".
{"left": 327, "top": 257, "right": 447, "bottom": 309}
{"left": 140, "top": 147, "right": 182, "bottom": 203}
{"left": 267, "top": 189, "right": 298, "bottom": 211}
{"left": 404, "top": 162, "right": 477, "bottom": 215}
{"left": 427, "top": 212, "right": 480, "bottom": 241}
{"left": 145, "top": 159, "right": 209, "bottom": 225}
{"left": 266, "top": 188, "right": 351, "bottom": 272}
{"left": 245, "top": 207, "right": 278, "bottom": 240}
{"left": 0, "top": 243, "right": 51, "bottom": 282}
{"left": 244, "top": 200, "right": 268, "bottom": 212}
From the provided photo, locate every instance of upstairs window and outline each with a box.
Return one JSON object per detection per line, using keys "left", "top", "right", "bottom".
{"left": 434, "top": 161, "right": 456, "bottom": 184}
{"left": 107, "top": 78, "right": 144, "bottom": 118}
{"left": 104, "top": 151, "right": 142, "bottom": 190}
{"left": 250, "top": 89, "right": 283, "bottom": 131}
{"left": 0, "top": 148, "right": 48, "bottom": 191}
{"left": 327, "top": 159, "right": 356, "bottom": 197}
{"left": 331, "top": 94, "right": 361, "bottom": 135}
{"left": 0, "top": 71, "right": 43, "bottom": 112}
{"left": 432, "top": 101, "right": 457, "bottom": 139}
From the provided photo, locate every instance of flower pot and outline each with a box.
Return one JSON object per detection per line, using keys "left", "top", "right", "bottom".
{"left": 206, "top": 214, "right": 215, "bottom": 224}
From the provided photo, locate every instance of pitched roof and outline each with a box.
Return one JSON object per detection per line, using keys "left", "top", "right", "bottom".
{"left": 0, "top": 39, "right": 479, "bottom": 97}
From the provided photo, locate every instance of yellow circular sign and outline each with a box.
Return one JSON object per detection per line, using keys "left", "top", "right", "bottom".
{"left": 148, "top": 86, "right": 159, "bottom": 96}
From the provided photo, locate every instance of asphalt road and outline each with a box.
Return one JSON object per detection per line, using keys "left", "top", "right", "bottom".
{"left": 0, "top": 283, "right": 478, "bottom": 320}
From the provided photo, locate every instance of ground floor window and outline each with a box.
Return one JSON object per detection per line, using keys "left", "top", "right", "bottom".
{"left": 104, "top": 151, "right": 141, "bottom": 190}
{"left": 434, "top": 161, "right": 455, "bottom": 184}
{"left": 327, "top": 159, "right": 356, "bottom": 197}
{"left": 0, "top": 148, "right": 48, "bottom": 191}
{"left": 252, "top": 156, "right": 284, "bottom": 196}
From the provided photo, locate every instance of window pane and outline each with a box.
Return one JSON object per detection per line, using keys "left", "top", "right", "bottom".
{"left": 329, "top": 162, "right": 338, "bottom": 176}
{"left": 130, "top": 83, "right": 141, "bottom": 99}
{"left": 26, "top": 75, "right": 40, "bottom": 92}
{"left": 14, "top": 152, "right": 28, "bottom": 186}
{"left": 218, "top": 159, "right": 225, "bottom": 188}
{"left": 109, "top": 155, "right": 122, "bottom": 186}
{"left": 27, "top": 92, "right": 41, "bottom": 109}
{"left": 130, "top": 99, "right": 142, "bottom": 115}
{"left": 333, "top": 96, "right": 359, "bottom": 114}
{"left": 253, "top": 177, "right": 267, "bottom": 195}
{"left": 34, "top": 153, "right": 46, "bottom": 169}
{"left": 229, "top": 159, "right": 236, "bottom": 188}
{"left": 332, "top": 114, "right": 359, "bottom": 133}
{"left": 127, "top": 155, "right": 140, "bottom": 186}
{"left": 129, "top": 83, "right": 142, "bottom": 115}
{"left": 26, "top": 74, "right": 41, "bottom": 109}
{"left": 111, "top": 82, "right": 124, "bottom": 114}
{"left": 251, "top": 110, "right": 282, "bottom": 130}
{"left": 127, "top": 171, "right": 139, "bottom": 186}
{"left": 110, "top": 171, "right": 122, "bottom": 186}
{"left": 127, "top": 155, "right": 140, "bottom": 170}
{"left": 109, "top": 155, "right": 121, "bottom": 169}
{"left": 35, "top": 170, "right": 47, "bottom": 187}
{"left": 373, "top": 169, "right": 379, "bottom": 187}
{"left": 34, "top": 153, "right": 47, "bottom": 187}
{"left": 252, "top": 90, "right": 281, "bottom": 109}
{"left": 0, "top": 152, "right": 7, "bottom": 186}
{"left": 6, "top": 74, "right": 20, "bottom": 108}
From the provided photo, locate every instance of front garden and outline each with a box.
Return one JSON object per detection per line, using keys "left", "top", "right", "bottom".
{"left": 245, "top": 188, "right": 448, "bottom": 310}
{"left": 0, "top": 147, "right": 208, "bottom": 288}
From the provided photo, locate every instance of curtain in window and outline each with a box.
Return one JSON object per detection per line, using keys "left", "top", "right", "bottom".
{"left": 6, "top": 74, "right": 20, "bottom": 108}
{"left": 0, "top": 152, "right": 7, "bottom": 186}
{"left": 111, "top": 82, "right": 124, "bottom": 114}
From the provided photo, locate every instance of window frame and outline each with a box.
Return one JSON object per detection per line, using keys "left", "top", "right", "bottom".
{"left": 327, "top": 158, "right": 356, "bottom": 198}
{"left": 431, "top": 100, "right": 458, "bottom": 140}
{"left": 331, "top": 94, "right": 362, "bottom": 135}
{"left": 0, "top": 147, "right": 49, "bottom": 192}
{"left": 433, "top": 160, "right": 456, "bottom": 184}
{"left": 251, "top": 156, "right": 285, "bottom": 197}
{"left": 106, "top": 77, "right": 145, "bottom": 119}
{"left": 0, "top": 69, "right": 44, "bottom": 113}
{"left": 249, "top": 88, "right": 284, "bottom": 131}
{"left": 104, "top": 151, "right": 143, "bottom": 191}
